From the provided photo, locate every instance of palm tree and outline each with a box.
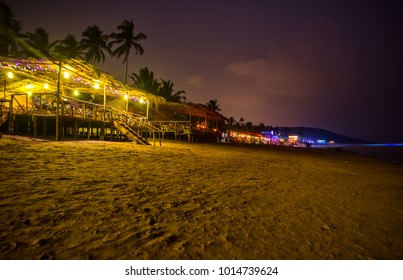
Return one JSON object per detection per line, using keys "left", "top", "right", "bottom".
{"left": 206, "top": 99, "right": 221, "bottom": 112}
{"left": 239, "top": 117, "right": 245, "bottom": 126}
{"left": 227, "top": 117, "right": 236, "bottom": 126}
{"left": 245, "top": 121, "right": 253, "bottom": 128}
{"left": 20, "top": 27, "right": 57, "bottom": 59}
{"left": 80, "top": 25, "right": 110, "bottom": 64}
{"left": 53, "top": 34, "right": 83, "bottom": 59}
{"left": 158, "top": 79, "right": 186, "bottom": 102}
{"left": 0, "top": 2, "right": 22, "bottom": 56}
{"left": 109, "top": 19, "right": 146, "bottom": 84}
{"left": 129, "top": 67, "right": 159, "bottom": 94}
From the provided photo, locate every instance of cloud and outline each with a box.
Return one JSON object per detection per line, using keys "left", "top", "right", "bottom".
{"left": 225, "top": 15, "right": 356, "bottom": 98}
{"left": 219, "top": 16, "right": 360, "bottom": 129}
{"left": 185, "top": 75, "right": 204, "bottom": 88}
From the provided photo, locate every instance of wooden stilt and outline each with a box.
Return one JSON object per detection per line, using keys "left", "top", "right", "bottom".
{"left": 33, "top": 115, "right": 37, "bottom": 137}
{"left": 74, "top": 119, "right": 78, "bottom": 140}
{"left": 43, "top": 118, "right": 47, "bottom": 138}
{"left": 159, "top": 131, "right": 162, "bottom": 146}
{"left": 87, "top": 121, "right": 91, "bottom": 140}
{"left": 27, "top": 117, "right": 31, "bottom": 135}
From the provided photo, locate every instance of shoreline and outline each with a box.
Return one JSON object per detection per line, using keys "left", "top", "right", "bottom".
{"left": 2, "top": 133, "right": 403, "bottom": 165}
{"left": 311, "top": 143, "right": 403, "bottom": 165}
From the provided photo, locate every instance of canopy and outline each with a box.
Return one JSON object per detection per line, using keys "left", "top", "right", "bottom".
{"left": 0, "top": 57, "right": 164, "bottom": 107}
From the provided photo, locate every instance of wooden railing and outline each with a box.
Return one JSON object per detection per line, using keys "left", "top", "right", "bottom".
{"left": 8, "top": 93, "right": 192, "bottom": 140}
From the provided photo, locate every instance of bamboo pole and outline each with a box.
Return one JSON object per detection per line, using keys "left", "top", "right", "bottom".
{"left": 189, "top": 105, "right": 192, "bottom": 142}
{"left": 43, "top": 118, "right": 47, "bottom": 138}
{"left": 74, "top": 119, "right": 78, "bottom": 140}
{"left": 8, "top": 95, "right": 13, "bottom": 133}
{"left": 56, "top": 60, "right": 62, "bottom": 141}
{"left": 33, "top": 115, "right": 37, "bottom": 137}
{"left": 159, "top": 131, "right": 162, "bottom": 146}
{"left": 102, "top": 79, "right": 106, "bottom": 141}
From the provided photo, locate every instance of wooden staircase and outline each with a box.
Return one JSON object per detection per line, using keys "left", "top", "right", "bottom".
{"left": 112, "top": 119, "right": 150, "bottom": 145}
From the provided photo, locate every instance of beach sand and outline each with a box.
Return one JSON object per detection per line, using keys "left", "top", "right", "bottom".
{"left": 1, "top": 135, "right": 402, "bottom": 260}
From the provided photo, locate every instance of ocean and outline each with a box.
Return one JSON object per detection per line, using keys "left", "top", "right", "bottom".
{"left": 312, "top": 143, "right": 403, "bottom": 165}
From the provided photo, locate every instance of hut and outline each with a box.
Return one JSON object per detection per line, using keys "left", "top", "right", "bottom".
{"left": 0, "top": 57, "right": 225, "bottom": 144}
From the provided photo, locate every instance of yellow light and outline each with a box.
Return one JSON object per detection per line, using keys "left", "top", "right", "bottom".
{"left": 25, "top": 84, "right": 34, "bottom": 89}
{"left": 74, "top": 90, "right": 79, "bottom": 96}
{"left": 94, "top": 83, "right": 100, "bottom": 89}
{"left": 44, "top": 83, "right": 49, "bottom": 89}
{"left": 63, "top": 72, "right": 70, "bottom": 79}
{"left": 27, "top": 91, "right": 32, "bottom": 96}
{"left": 139, "top": 98, "right": 145, "bottom": 104}
{"left": 124, "top": 94, "right": 129, "bottom": 100}
{"left": 7, "top": 72, "right": 13, "bottom": 79}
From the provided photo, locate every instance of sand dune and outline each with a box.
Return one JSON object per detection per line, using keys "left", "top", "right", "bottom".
{"left": 1, "top": 135, "right": 402, "bottom": 259}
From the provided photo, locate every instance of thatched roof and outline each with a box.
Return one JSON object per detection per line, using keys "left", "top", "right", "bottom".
{"left": 1, "top": 57, "right": 226, "bottom": 122}
{"left": 0, "top": 57, "right": 164, "bottom": 107}
{"left": 159, "top": 102, "right": 227, "bottom": 121}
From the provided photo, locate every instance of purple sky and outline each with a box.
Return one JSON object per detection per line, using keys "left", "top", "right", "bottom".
{"left": 4, "top": 0, "right": 403, "bottom": 142}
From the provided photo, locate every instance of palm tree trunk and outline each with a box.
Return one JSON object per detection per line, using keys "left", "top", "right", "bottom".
{"left": 124, "top": 56, "right": 128, "bottom": 84}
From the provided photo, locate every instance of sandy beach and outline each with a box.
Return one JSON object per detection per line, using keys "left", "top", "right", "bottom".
{"left": 1, "top": 135, "right": 403, "bottom": 260}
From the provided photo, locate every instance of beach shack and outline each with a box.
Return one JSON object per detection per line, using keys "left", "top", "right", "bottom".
{"left": 0, "top": 57, "right": 226, "bottom": 144}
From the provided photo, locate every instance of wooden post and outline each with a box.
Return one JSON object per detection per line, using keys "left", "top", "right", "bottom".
{"left": 87, "top": 121, "right": 91, "bottom": 140}
{"left": 174, "top": 124, "right": 177, "bottom": 141}
{"left": 8, "top": 95, "right": 14, "bottom": 133}
{"left": 153, "top": 131, "right": 155, "bottom": 146}
{"left": 62, "top": 120, "right": 65, "bottom": 138}
{"left": 146, "top": 101, "right": 149, "bottom": 119}
{"left": 102, "top": 82, "right": 106, "bottom": 141}
{"left": 43, "top": 118, "right": 47, "bottom": 138}
{"left": 3, "top": 75, "right": 5, "bottom": 99}
{"left": 33, "top": 115, "right": 37, "bottom": 137}
{"left": 74, "top": 119, "right": 78, "bottom": 140}
{"left": 27, "top": 116, "right": 31, "bottom": 135}
{"left": 189, "top": 105, "right": 192, "bottom": 142}
{"left": 159, "top": 131, "right": 162, "bottom": 146}
{"left": 56, "top": 60, "right": 62, "bottom": 141}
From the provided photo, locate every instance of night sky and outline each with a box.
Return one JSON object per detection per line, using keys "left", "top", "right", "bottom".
{"left": 4, "top": 0, "right": 403, "bottom": 142}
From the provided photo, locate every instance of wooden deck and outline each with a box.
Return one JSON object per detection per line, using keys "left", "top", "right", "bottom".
{"left": 0, "top": 93, "right": 192, "bottom": 145}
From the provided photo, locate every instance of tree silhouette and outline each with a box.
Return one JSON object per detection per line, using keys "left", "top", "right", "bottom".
{"left": 227, "top": 117, "right": 236, "bottom": 126}
{"left": 80, "top": 25, "right": 110, "bottom": 64}
{"left": 0, "top": 2, "right": 22, "bottom": 56}
{"left": 206, "top": 99, "right": 221, "bottom": 112}
{"left": 20, "top": 27, "right": 57, "bottom": 59}
{"left": 54, "top": 34, "right": 83, "bottom": 59}
{"left": 129, "top": 67, "right": 159, "bottom": 94}
{"left": 158, "top": 79, "right": 186, "bottom": 102}
{"left": 109, "top": 19, "right": 146, "bottom": 84}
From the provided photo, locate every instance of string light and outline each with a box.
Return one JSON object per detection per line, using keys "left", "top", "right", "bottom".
{"left": 1, "top": 60, "right": 144, "bottom": 100}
